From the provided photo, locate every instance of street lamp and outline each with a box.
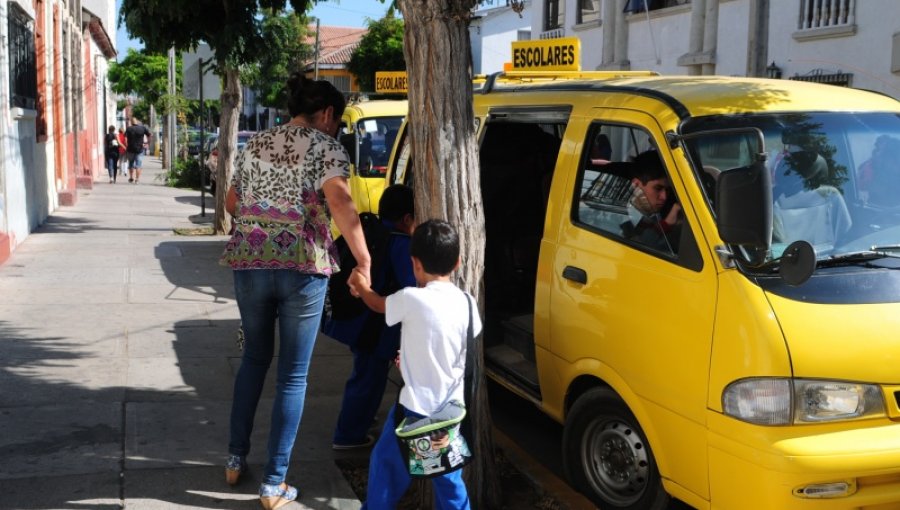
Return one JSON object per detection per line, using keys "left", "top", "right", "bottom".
{"left": 766, "top": 61, "right": 782, "bottom": 79}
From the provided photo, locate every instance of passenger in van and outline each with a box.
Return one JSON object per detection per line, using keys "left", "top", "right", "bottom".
{"left": 589, "top": 133, "right": 612, "bottom": 166}
{"left": 621, "top": 150, "right": 681, "bottom": 253}
{"left": 773, "top": 149, "right": 851, "bottom": 252}
{"left": 858, "top": 135, "right": 900, "bottom": 207}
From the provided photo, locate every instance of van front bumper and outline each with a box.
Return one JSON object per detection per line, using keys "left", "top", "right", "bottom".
{"left": 707, "top": 412, "right": 900, "bottom": 510}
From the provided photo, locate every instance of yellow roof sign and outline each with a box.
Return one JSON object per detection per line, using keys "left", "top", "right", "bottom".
{"left": 375, "top": 71, "right": 408, "bottom": 94}
{"left": 511, "top": 37, "right": 581, "bottom": 72}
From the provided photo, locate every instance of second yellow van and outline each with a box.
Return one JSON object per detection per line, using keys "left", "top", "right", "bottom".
{"left": 338, "top": 99, "right": 407, "bottom": 215}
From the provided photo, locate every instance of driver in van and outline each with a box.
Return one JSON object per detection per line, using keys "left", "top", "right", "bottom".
{"left": 621, "top": 150, "right": 681, "bottom": 252}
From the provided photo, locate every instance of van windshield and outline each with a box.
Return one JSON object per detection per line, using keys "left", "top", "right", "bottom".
{"left": 683, "top": 112, "right": 900, "bottom": 266}
{"left": 356, "top": 116, "right": 404, "bottom": 177}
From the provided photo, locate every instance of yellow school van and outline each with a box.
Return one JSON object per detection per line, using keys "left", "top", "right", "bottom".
{"left": 338, "top": 99, "right": 407, "bottom": 215}
{"left": 387, "top": 71, "right": 900, "bottom": 510}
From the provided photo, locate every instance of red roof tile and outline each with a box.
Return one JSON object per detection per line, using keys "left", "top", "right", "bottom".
{"left": 305, "top": 25, "right": 367, "bottom": 66}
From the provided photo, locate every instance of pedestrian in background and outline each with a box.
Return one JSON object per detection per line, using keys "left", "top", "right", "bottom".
{"left": 220, "top": 72, "right": 372, "bottom": 510}
{"left": 124, "top": 118, "right": 151, "bottom": 183}
{"left": 104, "top": 126, "right": 120, "bottom": 183}
{"left": 117, "top": 128, "right": 128, "bottom": 179}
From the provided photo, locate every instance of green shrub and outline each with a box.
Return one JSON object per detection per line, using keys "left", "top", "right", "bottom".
{"left": 165, "top": 157, "right": 203, "bottom": 188}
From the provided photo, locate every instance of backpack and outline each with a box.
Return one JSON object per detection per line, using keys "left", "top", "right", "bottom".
{"left": 328, "top": 212, "right": 393, "bottom": 321}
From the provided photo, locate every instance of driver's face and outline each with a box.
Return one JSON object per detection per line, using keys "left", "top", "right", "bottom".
{"left": 634, "top": 177, "right": 669, "bottom": 213}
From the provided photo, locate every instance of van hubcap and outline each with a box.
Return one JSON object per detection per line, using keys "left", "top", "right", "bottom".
{"left": 584, "top": 419, "right": 650, "bottom": 505}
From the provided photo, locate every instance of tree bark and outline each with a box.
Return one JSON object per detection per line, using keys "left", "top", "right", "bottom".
{"left": 397, "top": 1, "right": 500, "bottom": 508}
{"left": 215, "top": 66, "right": 242, "bottom": 234}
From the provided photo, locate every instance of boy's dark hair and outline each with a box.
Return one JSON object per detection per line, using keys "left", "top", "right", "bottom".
{"left": 411, "top": 220, "right": 459, "bottom": 276}
{"left": 379, "top": 184, "right": 414, "bottom": 222}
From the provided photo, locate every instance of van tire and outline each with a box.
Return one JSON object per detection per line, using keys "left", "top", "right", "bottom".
{"left": 563, "top": 387, "right": 669, "bottom": 510}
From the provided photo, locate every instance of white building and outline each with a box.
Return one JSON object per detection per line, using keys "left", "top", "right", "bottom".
{"left": 0, "top": 0, "right": 117, "bottom": 264}
{"left": 469, "top": 1, "right": 900, "bottom": 99}
{"left": 509, "top": 0, "right": 900, "bottom": 98}
{"left": 470, "top": 1, "right": 533, "bottom": 75}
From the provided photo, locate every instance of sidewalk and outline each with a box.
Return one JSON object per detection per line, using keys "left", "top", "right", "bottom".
{"left": 0, "top": 158, "right": 369, "bottom": 509}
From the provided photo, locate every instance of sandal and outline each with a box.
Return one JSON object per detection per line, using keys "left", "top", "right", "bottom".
{"left": 259, "top": 482, "right": 298, "bottom": 510}
{"left": 225, "top": 454, "right": 247, "bottom": 486}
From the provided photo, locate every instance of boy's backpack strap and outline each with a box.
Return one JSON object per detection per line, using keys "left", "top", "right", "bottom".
{"left": 461, "top": 293, "right": 478, "bottom": 450}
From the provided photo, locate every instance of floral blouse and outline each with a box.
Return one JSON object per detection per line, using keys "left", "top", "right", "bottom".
{"left": 220, "top": 124, "right": 350, "bottom": 274}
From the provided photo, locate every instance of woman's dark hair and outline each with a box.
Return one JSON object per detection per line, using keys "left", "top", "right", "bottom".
{"left": 286, "top": 72, "right": 346, "bottom": 121}
{"left": 378, "top": 184, "right": 414, "bottom": 222}
{"left": 410, "top": 219, "right": 459, "bottom": 276}
{"left": 108, "top": 125, "right": 115, "bottom": 133}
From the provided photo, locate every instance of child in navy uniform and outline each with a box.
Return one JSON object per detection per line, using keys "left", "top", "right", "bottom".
{"left": 349, "top": 219, "right": 481, "bottom": 510}
{"left": 325, "top": 184, "right": 417, "bottom": 449}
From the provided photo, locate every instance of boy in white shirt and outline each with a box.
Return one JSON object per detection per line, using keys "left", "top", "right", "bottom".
{"left": 349, "top": 219, "right": 481, "bottom": 510}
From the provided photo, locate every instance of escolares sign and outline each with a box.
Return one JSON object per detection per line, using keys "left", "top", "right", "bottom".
{"left": 375, "top": 71, "right": 408, "bottom": 94}
{"left": 511, "top": 37, "right": 581, "bottom": 72}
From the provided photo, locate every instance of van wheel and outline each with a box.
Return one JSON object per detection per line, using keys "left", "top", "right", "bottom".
{"left": 563, "top": 387, "right": 669, "bottom": 510}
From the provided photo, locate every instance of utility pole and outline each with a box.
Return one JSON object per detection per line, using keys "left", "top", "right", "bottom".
{"left": 167, "top": 47, "right": 176, "bottom": 169}
{"left": 314, "top": 17, "right": 320, "bottom": 80}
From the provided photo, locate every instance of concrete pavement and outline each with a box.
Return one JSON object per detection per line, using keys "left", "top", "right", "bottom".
{"left": 0, "top": 156, "right": 599, "bottom": 510}
{"left": 0, "top": 157, "right": 375, "bottom": 509}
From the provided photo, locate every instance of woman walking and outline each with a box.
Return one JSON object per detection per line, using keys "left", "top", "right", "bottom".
{"left": 104, "top": 126, "right": 120, "bottom": 183}
{"left": 220, "top": 73, "right": 372, "bottom": 510}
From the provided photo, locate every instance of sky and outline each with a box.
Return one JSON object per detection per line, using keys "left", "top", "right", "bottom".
{"left": 114, "top": 1, "right": 391, "bottom": 61}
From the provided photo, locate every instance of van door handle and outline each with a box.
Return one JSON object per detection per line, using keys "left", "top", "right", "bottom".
{"left": 562, "top": 266, "right": 587, "bottom": 284}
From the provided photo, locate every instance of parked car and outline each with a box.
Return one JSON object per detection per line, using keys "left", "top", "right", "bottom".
{"left": 206, "top": 130, "right": 255, "bottom": 193}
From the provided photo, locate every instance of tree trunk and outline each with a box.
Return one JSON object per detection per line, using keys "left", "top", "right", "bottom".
{"left": 215, "top": 66, "right": 242, "bottom": 234}
{"left": 397, "top": 1, "right": 500, "bottom": 508}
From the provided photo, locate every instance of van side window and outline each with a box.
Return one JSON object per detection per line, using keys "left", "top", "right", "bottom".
{"left": 575, "top": 123, "right": 685, "bottom": 259}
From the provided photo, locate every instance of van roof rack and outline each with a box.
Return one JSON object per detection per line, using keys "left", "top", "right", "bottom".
{"left": 479, "top": 70, "right": 659, "bottom": 94}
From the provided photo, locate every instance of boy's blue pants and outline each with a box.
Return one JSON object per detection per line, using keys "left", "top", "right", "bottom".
{"left": 362, "top": 403, "right": 470, "bottom": 510}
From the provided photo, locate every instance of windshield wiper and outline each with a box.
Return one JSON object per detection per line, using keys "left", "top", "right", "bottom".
{"left": 746, "top": 245, "right": 900, "bottom": 273}
{"left": 816, "top": 249, "right": 900, "bottom": 268}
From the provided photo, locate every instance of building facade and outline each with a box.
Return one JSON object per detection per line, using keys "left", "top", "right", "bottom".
{"left": 0, "top": 0, "right": 116, "bottom": 264}
{"left": 509, "top": 0, "right": 899, "bottom": 98}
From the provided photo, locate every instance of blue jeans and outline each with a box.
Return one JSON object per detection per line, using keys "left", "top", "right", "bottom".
{"left": 362, "top": 404, "right": 470, "bottom": 510}
{"left": 127, "top": 151, "right": 142, "bottom": 169}
{"left": 106, "top": 156, "right": 118, "bottom": 179}
{"left": 228, "top": 269, "right": 327, "bottom": 486}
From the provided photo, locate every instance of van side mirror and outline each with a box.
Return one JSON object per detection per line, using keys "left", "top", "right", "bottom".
{"left": 340, "top": 133, "right": 357, "bottom": 164}
{"left": 715, "top": 161, "right": 772, "bottom": 249}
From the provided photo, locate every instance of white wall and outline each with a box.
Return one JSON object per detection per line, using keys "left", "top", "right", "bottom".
{"left": 471, "top": 4, "right": 532, "bottom": 75}
{"left": 770, "top": 1, "right": 900, "bottom": 98}
{"left": 521, "top": 0, "right": 900, "bottom": 98}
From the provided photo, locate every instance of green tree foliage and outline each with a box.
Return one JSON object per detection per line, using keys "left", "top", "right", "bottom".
{"left": 244, "top": 10, "right": 312, "bottom": 108}
{"left": 119, "top": 0, "right": 312, "bottom": 234}
{"left": 347, "top": 12, "right": 405, "bottom": 92}
{"left": 108, "top": 49, "right": 171, "bottom": 106}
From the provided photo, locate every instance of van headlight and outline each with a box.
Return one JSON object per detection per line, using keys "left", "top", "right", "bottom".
{"left": 723, "top": 378, "right": 885, "bottom": 425}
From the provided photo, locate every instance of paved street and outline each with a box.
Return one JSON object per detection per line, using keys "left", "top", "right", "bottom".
{"left": 0, "top": 158, "right": 370, "bottom": 509}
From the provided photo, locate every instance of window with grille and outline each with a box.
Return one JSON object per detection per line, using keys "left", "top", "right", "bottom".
{"left": 8, "top": 4, "right": 37, "bottom": 109}
{"left": 544, "top": 0, "right": 565, "bottom": 31}
{"left": 577, "top": 0, "right": 600, "bottom": 24}
{"left": 324, "top": 75, "right": 351, "bottom": 94}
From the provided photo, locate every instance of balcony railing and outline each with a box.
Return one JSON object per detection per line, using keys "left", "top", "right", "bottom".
{"left": 798, "top": 0, "right": 855, "bottom": 30}
{"left": 540, "top": 28, "right": 565, "bottom": 40}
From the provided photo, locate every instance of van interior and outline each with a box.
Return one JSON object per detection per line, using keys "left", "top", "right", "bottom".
{"left": 479, "top": 119, "right": 565, "bottom": 398}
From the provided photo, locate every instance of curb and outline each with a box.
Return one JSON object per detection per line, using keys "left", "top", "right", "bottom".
{"left": 493, "top": 427, "right": 597, "bottom": 510}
